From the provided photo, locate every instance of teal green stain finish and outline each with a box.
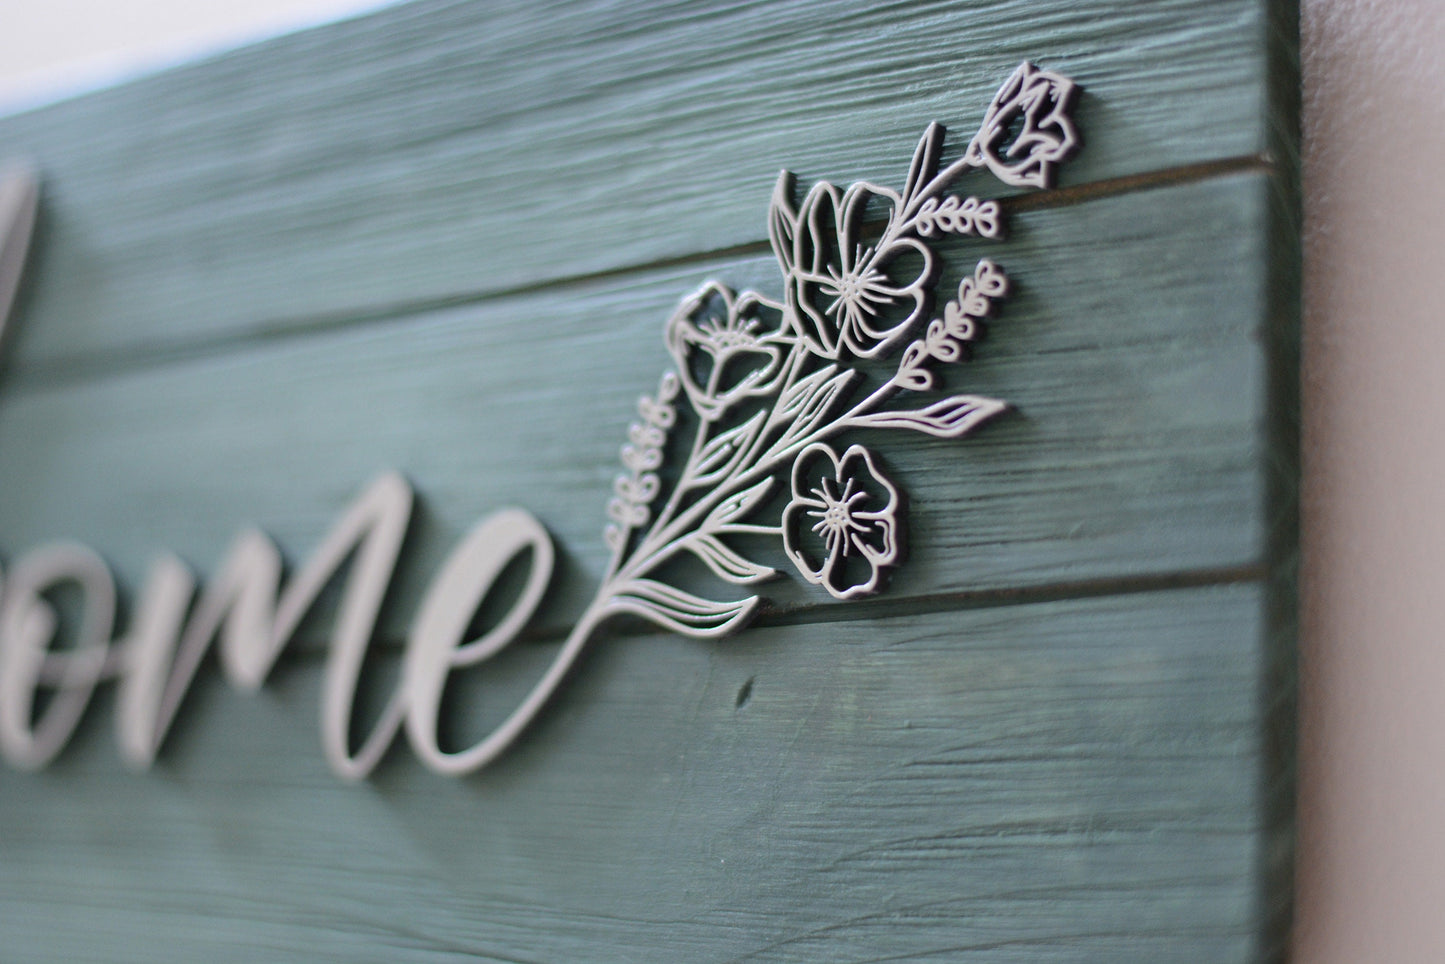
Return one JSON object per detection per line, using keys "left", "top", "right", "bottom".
{"left": 0, "top": 0, "right": 1273, "bottom": 371}
{"left": 0, "top": 0, "right": 1299, "bottom": 958}
{"left": 0, "top": 587, "right": 1267, "bottom": 961}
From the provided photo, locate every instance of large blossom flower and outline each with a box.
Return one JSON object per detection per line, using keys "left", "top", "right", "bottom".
{"left": 964, "top": 61, "right": 1080, "bottom": 189}
{"left": 769, "top": 176, "right": 934, "bottom": 361}
{"left": 664, "top": 282, "right": 792, "bottom": 421}
{"left": 782, "top": 443, "right": 902, "bottom": 600}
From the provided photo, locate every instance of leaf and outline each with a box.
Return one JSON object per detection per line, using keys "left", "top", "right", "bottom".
{"left": 902, "top": 122, "right": 945, "bottom": 204}
{"left": 894, "top": 341, "right": 934, "bottom": 391}
{"left": 768, "top": 171, "right": 798, "bottom": 272}
{"left": 773, "top": 365, "right": 838, "bottom": 423}
{"left": 690, "top": 410, "right": 766, "bottom": 488}
{"left": 685, "top": 534, "right": 777, "bottom": 585}
{"left": 773, "top": 368, "right": 858, "bottom": 452}
{"left": 704, "top": 476, "right": 775, "bottom": 528}
{"left": 607, "top": 579, "right": 758, "bottom": 639}
{"left": 848, "top": 395, "right": 1008, "bottom": 438}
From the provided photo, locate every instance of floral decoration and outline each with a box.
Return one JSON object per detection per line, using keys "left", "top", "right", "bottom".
{"left": 665, "top": 282, "right": 791, "bottom": 421}
{"left": 770, "top": 180, "right": 934, "bottom": 360}
{"left": 963, "top": 61, "right": 1081, "bottom": 189}
{"left": 580, "top": 63, "right": 1077, "bottom": 638}
{"left": 782, "top": 443, "right": 901, "bottom": 599}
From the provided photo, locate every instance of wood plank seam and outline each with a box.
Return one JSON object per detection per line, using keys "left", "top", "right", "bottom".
{"left": 197, "top": 562, "right": 1270, "bottom": 658}
{"left": 5, "top": 152, "right": 1276, "bottom": 393}
{"left": 41, "top": 563, "right": 1274, "bottom": 690}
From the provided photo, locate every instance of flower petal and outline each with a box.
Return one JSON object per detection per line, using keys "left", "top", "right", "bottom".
{"left": 836, "top": 445, "right": 900, "bottom": 517}
{"left": 781, "top": 443, "right": 904, "bottom": 600}
{"left": 667, "top": 283, "right": 794, "bottom": 420}
{"left": 839, "top": 238, "right": 935, "bottom": 358}
{"left": 964, "top": 61, "right": 1080, "bottom": 189}
{"left": 838, "top": 181, "right": 902, "bottom": 249}
{"left": 781, "top": 498, "right": 833, "bottom": 586}
{"left": 854, "top": 512, "right": 901, "bottom": 569}
{"left": 796, "top": 181, "right": 845, "bottom": 276}
{"left": 768, "top": 171, "right": 799, "bottom": 275}
{"left": 790, "top": 442, "right": 845, "bottom": 503}
{"left": 787, "top": 280, "right": 843, "bottom": 359}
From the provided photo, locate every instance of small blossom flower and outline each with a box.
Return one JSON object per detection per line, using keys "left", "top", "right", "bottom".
{"left": 770, "top": 177, "right": 934, "bottom": 361}
{"left": 964, "top": 61, "right": 1080, "bottom": 189}
{"left": 782, "top": 443, "right": 902, "bottom": 599}
{"left": 665, "top": 282, "right": 793, "bottom": 421}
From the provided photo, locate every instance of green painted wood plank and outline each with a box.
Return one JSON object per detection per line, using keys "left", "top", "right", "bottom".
{"left": 0, "top": 0, "right": 1276, "bottom": 370}
{"left": 0, "top": 584, "right": 1272, "bottom": 961}
{"left": 0, "top": 174, "right": 1270, "bottom": 642}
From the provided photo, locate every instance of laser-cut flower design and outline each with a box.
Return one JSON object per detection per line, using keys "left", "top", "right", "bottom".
{"left": 770, "top": 179, "right": 934, "bottom": 361}
{"left": 584, "top": 63, "right": 1076, "bottom": 707}
{"left": 665, "top": 282, "right": 793, "bottom": 421}
{"left": 456, "top": 62, "right": 1081, "bottom": 771}
{"left": 963, "top": 61, "right": 1080, "bottom": 189}
{"left": 782, "top": 443, "right": 901, "bottom": 600}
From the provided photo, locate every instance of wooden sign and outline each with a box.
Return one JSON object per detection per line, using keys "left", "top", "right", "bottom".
{"left": 0, "top": 0, "right": 1298, "bottom": 959}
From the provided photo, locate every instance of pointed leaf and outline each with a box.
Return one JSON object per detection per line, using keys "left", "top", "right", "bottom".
{"left": 774, "top": 369, "right": 858, "bottom": 451}
{"left": 607, "top": 579, "right": 758, "bottom": 639}
{"left": 768, "top": 171, "right": 798, "bottom": 272}
{"left": 704, "top": 476, "right": 775, "bottom": 528}
{"left": 903, "top": 122, "right": 944, "bottom": 204}
{"left": 690, "top": 410, "right": 766, "bottom": 488}
{"left": 848, "top": 395, "right": 1008, "bottom": 438}
{"left": 773, "top": 364, "right": 840, "bottom": 424}
{"left": 685, "top": 534, "right": 777, "bottom": 585}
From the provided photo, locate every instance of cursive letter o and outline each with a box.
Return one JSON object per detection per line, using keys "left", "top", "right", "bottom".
{"left": 0, "top": 543, "right": 116, "bottom": 769}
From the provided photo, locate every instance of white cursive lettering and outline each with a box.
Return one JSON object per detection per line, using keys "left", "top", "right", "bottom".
{"left": 0, "top": 473, "right": 563, "bottom": 779}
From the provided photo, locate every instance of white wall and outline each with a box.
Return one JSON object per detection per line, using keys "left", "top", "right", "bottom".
{"left": 0, "top": 0, "right": 396, "bottom": 114}
{"left": 1296, "top": 0, "right": 1445, "bottom": 959}
{"left": 0, "top": 0, "right": 1441, "bottom": 957}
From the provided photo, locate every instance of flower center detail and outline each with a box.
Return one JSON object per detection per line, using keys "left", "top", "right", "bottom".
{"left": 807, "top": 477, "right": 870, "bottom": 556}
{"left": 822, "top": 258, "right": 889, "bottom": 319}
{"left": 699, "top": 316, "right": 762, "bottom": 350}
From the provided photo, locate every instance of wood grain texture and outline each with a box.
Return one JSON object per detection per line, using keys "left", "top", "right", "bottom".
{"left": 0, "top": 0, "right": 1276, "bottom": 372}
{"left": 0, "top": 174, "right": 1271, "bottom": 642}
{"left": 0, "top": 585, "right": 1269, "bottom": 962}
{"left": 0, "top": 0, "right": 1299, "bottom": 958}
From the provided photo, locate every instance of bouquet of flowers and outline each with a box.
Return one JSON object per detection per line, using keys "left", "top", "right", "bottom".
{"left": 476, "top": 63, "right": 1080, "bottom": 769}
{"left": 594, "top": 62, "right": 1080, "bottom": 634}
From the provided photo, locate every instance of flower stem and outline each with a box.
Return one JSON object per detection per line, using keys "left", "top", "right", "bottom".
{"left": 613, "top": 369, "right": 904, "bottom": 585}
{"left": 903, "top": 154, "right": 985, "bottom": 223}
